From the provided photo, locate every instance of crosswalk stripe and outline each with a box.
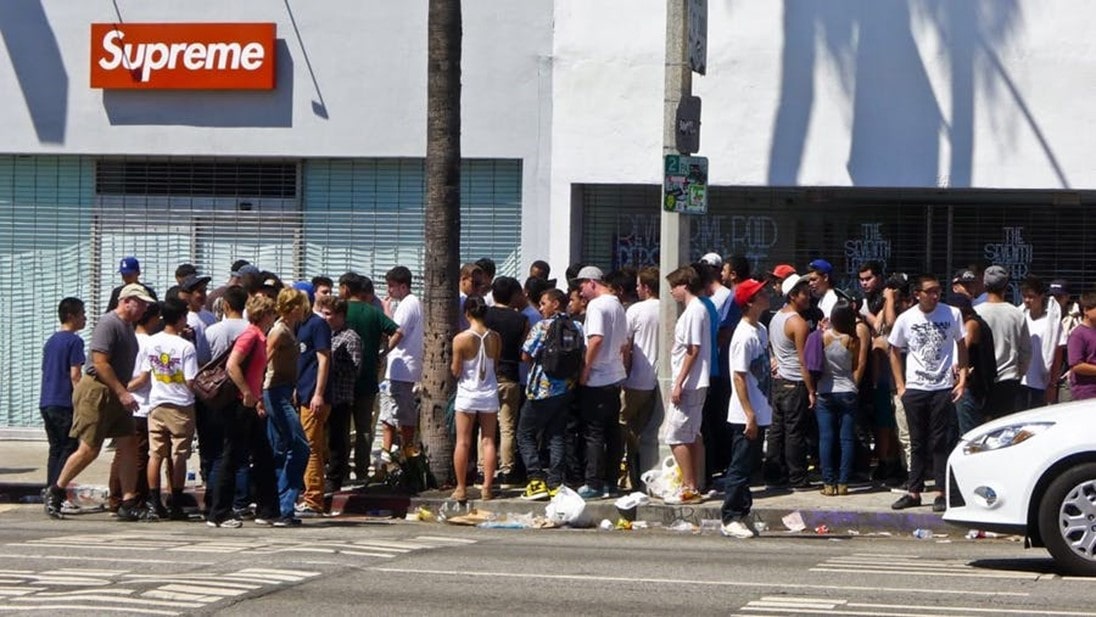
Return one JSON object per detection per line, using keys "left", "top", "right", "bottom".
{"left": 25, "top": 589, "right": 134, "bottom": 597}
{"left": 121, "top": 575, "right": 260, "bottom": 589}
{"left": 348, "top": 540, "right": 433, "bottom": 550}
{"left": 411, "top": 536, "right": 477, "bottom": 544}
{"left": 749, "top": 604, "right": 841, "bottom": 613}
{"left": 236, "top": 568, "right": 319, "bottom": 578}
{"left": 0, "top": 603, "right": 181, "bottom": 615}
{"left": 811, "top": 567, "right": 1038, "bottom": 580}
{"left": 158, "top": 584, "right": 250, "bottom": 597}
{"left": 0, "top": 587, "right": 43, "bottom": 597}
{"left": 0, "top": 552, "right": 211, "bottom": 565}
{"left": 43, "top": 569, "right": 129, "bottom": 576}
{"left": 747, "top": 597, "right": 1096, "bottom": 617}
{"left": 13, "top": 594, "right": 199, "bottom": 608}
{"left": 340, "top": 551, "right": 398, "bottom": 558}
{"left": 142, "top": 590, "right": 223, "bottom": 603}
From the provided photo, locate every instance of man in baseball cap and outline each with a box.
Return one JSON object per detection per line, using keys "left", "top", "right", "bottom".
{"left": 46, "top": 281, "right": 154, "bottom": 520}
{"left": 699, "top": 252, "right": 723, "bottom": 268}
{"left": 572, "top": 264, "right": 629, "bottom": 499}
{"left": 807, "top": 259, "right": 838, "bottom": 319}
{"left": 976, "top": 265, "right": 1031, "bottom": 418}
{"left": 721, "top": 277, "right": 772, "bottom": 538}
{"left": 106, "top": 257, "right": 157, "bottom": 314}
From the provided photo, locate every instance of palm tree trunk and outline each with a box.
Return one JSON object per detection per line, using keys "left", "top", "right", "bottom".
{"left": 420, "top": 0, "right": 461, "bottom": 485}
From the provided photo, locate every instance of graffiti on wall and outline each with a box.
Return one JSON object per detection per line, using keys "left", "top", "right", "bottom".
{"left": 984, "top": 226, "right": 1033, "bottom": 302}
{"left": 613, "top": 213, "right": 779, "bottom": 271}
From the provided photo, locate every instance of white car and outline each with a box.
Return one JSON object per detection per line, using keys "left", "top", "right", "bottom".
{"left": 944, "top": 400, "right": 1096, "bottom": 575}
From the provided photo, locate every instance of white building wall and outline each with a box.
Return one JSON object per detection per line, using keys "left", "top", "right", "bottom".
{"left": 548, "top": 0, "right": 1096, "bottom": 265}
{"left": 0, "top": 0, "right": 554, "bottom": 268}
{"left": 4, "top": 1, "right": 1096, "bottom": 271}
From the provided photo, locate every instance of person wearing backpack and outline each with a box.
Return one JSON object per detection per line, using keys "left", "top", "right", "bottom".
{"left": 450, "top": 295, "right": 501, "bottom": 502}
{"left": 517, "top": 289, "right": 585, "bottom": 500}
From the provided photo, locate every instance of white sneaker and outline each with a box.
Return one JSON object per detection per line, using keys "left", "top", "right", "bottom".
{"left": 720, "top": 519, "right": 757, "bottom": 539}
{"left": 60, "top": 500, "right": 83, "bottom": 515}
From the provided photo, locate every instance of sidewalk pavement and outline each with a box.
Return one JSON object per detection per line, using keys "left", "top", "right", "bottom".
{"left": 0, "top": 440, "right": 960, "bottom": 536}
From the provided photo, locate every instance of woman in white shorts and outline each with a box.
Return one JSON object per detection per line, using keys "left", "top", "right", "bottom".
{"left": 450, "top": 295, "right": 501, "bottom": 501}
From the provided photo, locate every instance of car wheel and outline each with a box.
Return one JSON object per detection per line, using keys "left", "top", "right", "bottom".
{"left": 1038, "top": 463, "right": 1096, "bottom": 576}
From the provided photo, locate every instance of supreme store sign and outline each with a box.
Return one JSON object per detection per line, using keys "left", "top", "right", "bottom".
{"left": 90, "top": 23, "right": 276, "bottom": 90}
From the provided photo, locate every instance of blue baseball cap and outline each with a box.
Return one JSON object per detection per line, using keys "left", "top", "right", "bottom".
{"left": 808, "top": 259, "right": 833, "bottom": 275}
{"left": 118, "top": 256, "right": 140, "bottom": 275}
{"left": 293, "top": 280, "right": 315, "bottom": 304}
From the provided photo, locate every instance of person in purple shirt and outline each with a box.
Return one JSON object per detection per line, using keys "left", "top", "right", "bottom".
{"left": 39, "top": 298, "right": 87, "bottom": 490}
{"left": 1067, "top": 291, "right": 1096, "bottom": 401}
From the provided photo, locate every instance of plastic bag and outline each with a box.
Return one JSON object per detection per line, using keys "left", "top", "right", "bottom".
{"left": 545, "top": 485, "right": 591, "bottom": 527}
{"left": 639, "top": 456, "right": 683, "bottom": 500}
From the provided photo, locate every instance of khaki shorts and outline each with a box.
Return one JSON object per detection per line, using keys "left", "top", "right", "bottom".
{"left": 662, "top": 387, "right": 708, "bottom": 445}
{"left": 70, "top": 375, "right": 134, "bottom": 449}
{"left": 147, "top": 403, "right": 196, "bottom": 459}
{"left": 379, "top": 380, "right": 418, "bottom": 428}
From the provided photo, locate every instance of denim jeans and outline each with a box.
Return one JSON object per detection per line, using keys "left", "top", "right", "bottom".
{"left": 954, "top": 390, "right": 984, "bottom": 440}
{"left": 579, "top": 384, "right": 623, "bottom": 491}
{"left": 721, "top": 423, "right": 765, "bottom": 522}
{"left": 517, "top": 392, "right": 571, "bottom": 488}
{"left": 39, "top": 406, "right": 77, "bottom": 488}
{"left": 264, "top": 385, "right": 310, "bottom": 517}
{"left": 815, "top": 392, "right": 858, "bottom": 485}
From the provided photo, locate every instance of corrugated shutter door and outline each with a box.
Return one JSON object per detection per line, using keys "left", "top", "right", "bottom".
{"left": 582, "top": 185, "right": 930, "bottom": 289}
{"left": 301, "top": 159, "right": 523, "bottom": 288}
{"left": 0, "top": 156, "right": 95, "bottom": 429}
{"left": 945, "top": 203, "right": 1093, "bottom": 304}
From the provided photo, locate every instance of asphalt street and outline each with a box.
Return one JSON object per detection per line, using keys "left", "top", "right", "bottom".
{"left": 1, "top": 503, "right": 1094, "bottom": 616}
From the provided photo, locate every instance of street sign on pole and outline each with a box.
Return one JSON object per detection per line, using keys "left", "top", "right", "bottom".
{"left": 675, "top": 95, "right": 701, "bottom": 154}
{"left": 688, "top": 0, "right": 707, "bottom": 75}
{"left": 663, "top": 154, "right": 708, "bottom": 215}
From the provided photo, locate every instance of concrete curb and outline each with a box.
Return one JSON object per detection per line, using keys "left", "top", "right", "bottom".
{"left": 333, "top": 489, "right": 955, "bottom": 536}
{"left": 1, "top": 481, "right": 954, "bottom": 537}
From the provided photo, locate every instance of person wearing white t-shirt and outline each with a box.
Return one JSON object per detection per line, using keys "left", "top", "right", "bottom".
{"left": 887, "top": 274, "right": 967, "bottom": 513}
{"left": 620, "top": 267, "right": 661, "bottom": 490}
{"left": 133, "top": 299, "right": 198, "bottom": 520}
{"left": 572, "top": 266, "right": 628, "bottom": 499}
{"left": 662, "top": 266, "right": 711, "bottom": 503}
{"left": 720, "top": 279, "right": 771, "bottom": 539}
{"left": 380, "top": 266, "right": 423, "bottom": 458}
{"left": 1020, "top": 276, "right": 1062, "bottom": 409}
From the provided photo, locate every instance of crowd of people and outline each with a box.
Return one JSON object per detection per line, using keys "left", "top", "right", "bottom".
{"left": 36, "top": 252, "right": 1096, "bottom": 538}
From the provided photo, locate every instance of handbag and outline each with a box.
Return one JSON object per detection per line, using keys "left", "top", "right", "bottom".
{"left": 193, "top": 345, "right": 241, "bottom": 410}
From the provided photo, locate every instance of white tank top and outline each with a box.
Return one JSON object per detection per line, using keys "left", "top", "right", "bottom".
{"left": 454, "top": 330, "right": 500, "bottom": 412}
{"left": 770, "top": 310, "right": 803, "bottom": 381}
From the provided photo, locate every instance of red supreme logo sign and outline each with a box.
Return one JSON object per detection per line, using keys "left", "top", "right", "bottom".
{"left": 90, "top": 23, "right": 276, "bottom": 90}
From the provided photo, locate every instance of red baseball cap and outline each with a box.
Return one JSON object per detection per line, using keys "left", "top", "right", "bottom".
{"left": 734, "top": 279, "right": 767, "bottom": 308}
{"left": 769, "top": 264, "right": 796, "bottom": 279}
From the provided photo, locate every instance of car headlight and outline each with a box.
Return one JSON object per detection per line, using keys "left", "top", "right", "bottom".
{"left": 962, "top": 422, "right": 1054, "bottom": 455}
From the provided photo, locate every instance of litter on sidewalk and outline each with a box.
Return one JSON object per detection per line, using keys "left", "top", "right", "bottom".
{"left": 782, "top": 510, "right": 806, "bottom": 532}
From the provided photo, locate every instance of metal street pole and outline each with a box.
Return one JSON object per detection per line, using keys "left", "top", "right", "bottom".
{"left": 658, "top": 0, "right": 692, "bottom": 406}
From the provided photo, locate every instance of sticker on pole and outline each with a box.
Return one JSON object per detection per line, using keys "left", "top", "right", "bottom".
{"left": 663, "top": 155, "right": 708, "bottom": 215}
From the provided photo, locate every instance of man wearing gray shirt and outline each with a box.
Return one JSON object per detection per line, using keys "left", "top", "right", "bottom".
{"left": 46, "top": 284, "right": 154, "bottom": 520}
{"left": 974, "top": 266, "right": 1031, "bottom": 419}
{"left": 205, "top": 286, "right": 249, "bottom": 358}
